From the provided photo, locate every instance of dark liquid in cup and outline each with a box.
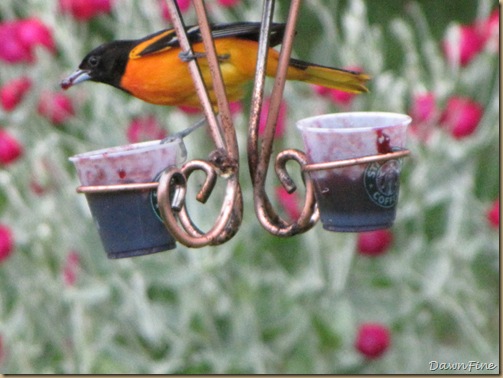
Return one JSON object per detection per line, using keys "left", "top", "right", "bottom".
{"left": 313, "top": 172, "right": 397, "bottom": 232}
{"left": 85, "top": 190, "right": 175, "bottom": 258}
{"left": 311, "top": 128, "right": 401, "bottom": 232}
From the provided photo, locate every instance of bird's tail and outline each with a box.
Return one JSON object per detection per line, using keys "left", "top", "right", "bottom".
{"left": 287, "top": 58, "right": 370, "bottom": 94}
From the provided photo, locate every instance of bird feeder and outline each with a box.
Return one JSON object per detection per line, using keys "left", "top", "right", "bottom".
{"left": 71, "top": 0, "right": 411, "bottom": 258}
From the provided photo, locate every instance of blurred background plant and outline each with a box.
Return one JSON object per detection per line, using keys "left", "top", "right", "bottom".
{"left": 0, "top": 0, "right": 499, "bottom": 374}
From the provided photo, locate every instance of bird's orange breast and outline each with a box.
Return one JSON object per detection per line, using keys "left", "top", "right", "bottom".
{"left": 120, "top": 38, "right": 276, "bottom": 107}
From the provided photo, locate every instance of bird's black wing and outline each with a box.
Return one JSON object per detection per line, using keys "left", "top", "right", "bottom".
{"left": 130, "top": 22, "right": 286, "bottom": 59}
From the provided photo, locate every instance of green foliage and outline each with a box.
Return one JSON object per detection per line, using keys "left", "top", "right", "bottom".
{"left": 0, "top": 0, "right": 499, "bottom": 374}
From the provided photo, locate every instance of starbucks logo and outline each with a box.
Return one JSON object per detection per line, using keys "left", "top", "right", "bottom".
{"left": 363, "top": 159, "right": 401, "bottom": 208}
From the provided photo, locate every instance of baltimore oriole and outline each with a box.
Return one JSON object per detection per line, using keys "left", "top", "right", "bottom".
{"left": 61, "top": 22, "right": 370, "bottom": 107}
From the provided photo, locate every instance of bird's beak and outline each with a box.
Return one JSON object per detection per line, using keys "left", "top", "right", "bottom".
{"left": 60, "top": 69, "right": 92, "bottom": 90}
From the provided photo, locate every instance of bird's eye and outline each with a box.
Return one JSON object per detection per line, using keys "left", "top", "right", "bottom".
{"left": 88, "top": 56, "right": 99, "bottom": 67}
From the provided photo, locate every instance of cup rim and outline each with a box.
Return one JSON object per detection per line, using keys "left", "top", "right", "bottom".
{"left": 69, "top": 139, "right": 183, "bottom": 162}
{"left": 296, "top": 111, "right": 412, "bottom": 133}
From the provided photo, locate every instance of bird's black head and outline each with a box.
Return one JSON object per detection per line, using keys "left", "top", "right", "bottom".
{"left": 61, "top": 40, "right": 134, "bottom": 90}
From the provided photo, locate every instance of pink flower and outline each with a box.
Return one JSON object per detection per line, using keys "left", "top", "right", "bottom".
{"left": 126, "top": 115, "right": 167, "bottom": 143}
{"left": 0, "top": 21, "right": 34, "bottom": 64}
{"left": 312, "top": 66, "right": 363, "bottom": 107}
{"left": 330, "top": 89, "right": 356, "bottom": 107}
{"left": 59, "top": 0, "right": 113, "bottom": 21}
{"left": 355, "top": 323, "right": 391, "bottom": 359}
{"left": 443, "top": 24, "right": 485, "bottom": 66}
{"left": 217, "top": 0, "right": 240, "bottom": 7}
{"left": 0, "top": 130, "right": 23, "bottom": 165}
{"left": 314, "top": 85, "right": 355, "bottom": 107}
{"left": 0, "top": 225, "right": 14, "bottom": 263}
{"left": 312, "top": 84, "right": 331, "bottom": 97}
{"left": 410, "top": 92, "right": 438, "bottom": 124}
{"left": 478, "top": 9, "right": 499, "bottom": 49}
{"left": 37, "top": 92, "right": 75, "bottom": 125}
{"left": 439, "top": 97, "right": 483, "bottom": 139}
{"left": 228, "top": 100, "right": 243, "bottom": 115}
{"left": 0, "top": 18, "right": 55, "bottom": 64}
{"left": 409, "top": 92, "right": 439, "bottom": 142}
{"left": 0, "top": 77, "right": 32, "bottom": 111}
{"left": 259, "top": 97, "right": 287, "bottom": 138}
{"left": 443, "top": 9, "right": 499, "bottom": 65}
{"left": 487, "top": 199, "right": 499, "bottom": 229}
{"left": 63, "top": 250, "right": 80, "bottom": 286}
{"left": 16, "top": 18, "right": 56, "bottom": 54}
{"left": 276, "top": 186, "right": 301, "bottom": 221}
{"left": 160, "top": 0, "right": 191, "bottom": 21}
{"left": 356, "top": 229, "right": 393, "bottom": 257}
